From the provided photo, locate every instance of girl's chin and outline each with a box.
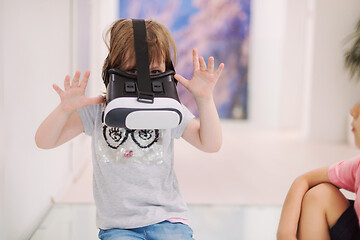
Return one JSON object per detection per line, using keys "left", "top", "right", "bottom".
{"left": 355, "top": 139, "right": 360, "bottom": 149}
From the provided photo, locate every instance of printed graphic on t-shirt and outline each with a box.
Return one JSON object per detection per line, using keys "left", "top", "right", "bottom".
{"left": 96, "top": 123, "right": 164, "bottom": 164}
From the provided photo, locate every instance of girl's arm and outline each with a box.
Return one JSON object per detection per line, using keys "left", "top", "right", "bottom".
{"left": 35, "top": 71, "right": 103, "bottom": 149}
{"left": 175, "top": 48, "right": 224, "bottom": 153}
{"left": 277, "top": 166, "right": 330, "bottom": 240}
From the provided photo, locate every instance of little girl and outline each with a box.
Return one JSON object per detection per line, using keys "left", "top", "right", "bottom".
{"left": 277, "top": 102, "right": 360, "bottom": 239}
{"left": 35, "top": 19, "right": 224, "bottom": 239}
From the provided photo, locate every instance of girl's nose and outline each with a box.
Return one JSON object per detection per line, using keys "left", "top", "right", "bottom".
{"left": 350, "top": 103, "right": 360, "bottom": 118}
{"left": 350, "top": 108, "right": 355, "bottom": 118}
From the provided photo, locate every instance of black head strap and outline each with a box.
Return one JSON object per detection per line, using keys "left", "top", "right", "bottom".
{"left": 132, "top": 19, "right": 154, "bottom": 103}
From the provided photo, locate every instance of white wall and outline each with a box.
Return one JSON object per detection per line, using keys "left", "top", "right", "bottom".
{"left": 0, "top": 1, "right": 5, "bottom": 239}
{"left": 301, "top": 0, "right": 360, "bottom": 142}
{"left": 88, "top": 0, "right": 118, "bottom": 97}
{"left": 249, "top": 0, "right": 360, "bottom": 142}
{"left": 248, "top": 0, "right": 288, "bottom": 129}
{"left": 280, "top": 0, "right": 307, "bottom": 129}
{"left": 0, "top": 1, "right": 73, "bottom": 239}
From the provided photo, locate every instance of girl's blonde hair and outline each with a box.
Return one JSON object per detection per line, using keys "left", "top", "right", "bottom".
{"left": 102, "top": 19, "right": 177, "bottom": 76}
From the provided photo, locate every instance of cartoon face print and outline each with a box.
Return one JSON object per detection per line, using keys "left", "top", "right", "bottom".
{"left": 103, "top": 126, "right": 159, "bottom": 149}
{"left": 131, "top": 129, "right": 159, "bottom": 148}
{"left": 103, "top": 127, "right": 128, "bottom": 149}
{"left": 98, "top": 124, "right": 163, "bottom": 164}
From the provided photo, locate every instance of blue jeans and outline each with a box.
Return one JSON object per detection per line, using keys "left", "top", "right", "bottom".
{"left": 98, "top": 221, "right": 195, "bottom": 240}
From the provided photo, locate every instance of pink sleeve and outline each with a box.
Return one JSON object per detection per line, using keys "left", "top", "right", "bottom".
{"left": 328, "top": 155, "right": 360, "bottom": 192}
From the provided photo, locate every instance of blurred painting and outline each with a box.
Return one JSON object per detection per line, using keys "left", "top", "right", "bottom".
{"left": 119, "top": 0, "right": 250, "bottom": 119}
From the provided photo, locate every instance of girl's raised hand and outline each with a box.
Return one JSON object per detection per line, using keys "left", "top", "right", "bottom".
{"left": 52, "top": 70, "right": 104, "bottom": 113}
{"left": 174, "top": 48, "right": 224, "bottom": 100}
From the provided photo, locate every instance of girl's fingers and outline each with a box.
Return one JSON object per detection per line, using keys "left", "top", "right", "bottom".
{"left": 64, "top": 74, "right": 71, "bottom": 90}
{"left": 53, "top": 84, "right": 64, "bottom": 96}
{"left": 214, "top": 63, "right": 225, "bottom": 79}
{"left": 192, "top": 48, "right": 200, "bottom": 71}
{"left": 174, "top": 74, "right": 189, "bottom": 88}
{"left": 208, "top": 57, "right": 214, "bottom": 73}
{"left": 71, "top": 71, "right": 81, "bottom": 87}
{"left": 87, "top": 96, "right": 105, "bottom": 105}
{"left": 80, "top": 70, "right": 91, "bottom": 89}
{"left": 199, "top": 57, "right": 207, "bottom": 71}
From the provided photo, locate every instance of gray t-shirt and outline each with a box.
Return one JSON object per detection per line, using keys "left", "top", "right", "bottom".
{"left": 77, "top": 103, "right": 194, "bottom": 229}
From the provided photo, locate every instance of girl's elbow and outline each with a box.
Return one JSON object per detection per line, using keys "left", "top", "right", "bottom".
{"left": 211, "top": 144, "right": 222, "bottom": 153}
{"left": 292, "top": 175, "right": 310, "bottom": 190}
{"left": 35, "top": 134, "right": 54, "bottom": 149}
{"left": 35, "top": 134, "right": 43, "bottom": 149}
{"left": 206, "top": 148, "right": 220, "bottom": 153}
{"left": 203, "top": 141, "right": 222, "bottom": 153}
{"left": 214, "top": 138, "right": 223, "bottom": 152}
{"left": 35, "top": 137, "right": 48, "bottom": 149}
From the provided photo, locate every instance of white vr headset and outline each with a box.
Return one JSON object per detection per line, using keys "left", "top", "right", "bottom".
{"left": 102, "top": 19, "right": 183, "bottom": 129}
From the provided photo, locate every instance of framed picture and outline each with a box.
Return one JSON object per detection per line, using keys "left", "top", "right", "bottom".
{"left": 119, "top": 0, "right": 250, "bottom": 119}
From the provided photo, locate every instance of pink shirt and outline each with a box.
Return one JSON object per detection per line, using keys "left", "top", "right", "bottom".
{"left": 166, "top": 218, "right": 190, "bottom": 225}
{"left": 328, "top": 155, "right": 360, "bottom": 225}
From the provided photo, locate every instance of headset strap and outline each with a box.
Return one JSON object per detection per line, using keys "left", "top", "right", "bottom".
{"left": 132, "top": 19, "right": 154, "bottom": 103}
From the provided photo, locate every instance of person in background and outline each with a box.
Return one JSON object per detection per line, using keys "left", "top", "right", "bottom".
{"left": 277, "top": 102, "right": 360, "bottom": 240}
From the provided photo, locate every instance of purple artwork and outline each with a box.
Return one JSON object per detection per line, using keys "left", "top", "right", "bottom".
{"left": 119, "top": 0, "right": 250, "bottom": 119}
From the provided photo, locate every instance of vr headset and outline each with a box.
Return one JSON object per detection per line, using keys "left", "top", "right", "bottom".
{"left": 102, "top": 19, "right": 183, "bottom": 129}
